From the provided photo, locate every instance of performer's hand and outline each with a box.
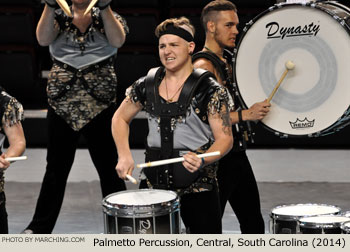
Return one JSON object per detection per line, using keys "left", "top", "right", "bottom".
{"left": 182, "top": 152, "right": 202, "bottom": 173}
{"left": 0, "top": 153, "right": 10, "bottom": 170}
{"left": 115, "top": 156, "right": 134, "bottom": 180}
{"left": 245, "top": 99, "right": 271, "bottom": 121}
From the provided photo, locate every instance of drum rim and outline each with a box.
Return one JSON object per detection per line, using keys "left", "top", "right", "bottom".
{"left": 270, "top": 203, "right": 341, "bottom": 220}
{"left": 232, "top": 1, "right": 350, "bottom": 138}
{"left": 299, "top": 215, "right": 350, "bottom": 229}
{"left": 102, "top": 189, "right": 179, "bottom": 216}
{"left": 342, "top": 211, "right": 350, "bottom": 218}
{"left": 341, "top": 220, "right": 350, "bottom": 230}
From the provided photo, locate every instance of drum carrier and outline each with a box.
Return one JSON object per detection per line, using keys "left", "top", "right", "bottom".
{"left": 142, "top": 67, "right": 216, "bottom": 190}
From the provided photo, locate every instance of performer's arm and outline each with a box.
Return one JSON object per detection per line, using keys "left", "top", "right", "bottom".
{"left": 111, "top": 98, "right": 142, "bottom": 179}
{"left": 36, "top": 4, "right": 59, "bottom": 46}
{"left": 182, "top": 104, "right": 233, "bottom": 172}
{"left": 230, "top": 100, "right": 271, "bottom": 124}
{"left": 0, "top": 122, "right": 26, "bottom": 169}
{"left": 100, "top": 6, "right": 126, "bottom": 48}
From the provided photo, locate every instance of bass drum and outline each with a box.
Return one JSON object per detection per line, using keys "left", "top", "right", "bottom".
{"left": 233, "top": 1, "right": 350, "bottom": 137}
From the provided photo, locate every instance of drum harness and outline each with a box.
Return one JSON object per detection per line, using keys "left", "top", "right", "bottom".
{"left": 192, "top": 50, "right": 254, "bottom": 151}
{"left": 142, "top": 67, "right": 217, "bottom": 192}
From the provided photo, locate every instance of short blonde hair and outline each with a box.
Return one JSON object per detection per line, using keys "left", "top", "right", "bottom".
{"left": 155, "top": 17, "right": 195, "bottom": 38}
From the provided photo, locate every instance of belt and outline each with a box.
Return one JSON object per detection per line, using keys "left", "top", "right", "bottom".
{"left": 52, "top": 56, "right": 115, "bottom": 75}
{"left": 49, "top": 56, "right": 116, "bottom": 103}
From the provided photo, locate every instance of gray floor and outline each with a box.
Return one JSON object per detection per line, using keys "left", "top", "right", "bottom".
{"left": 4, "top": 148, "right": 350, "bottom": 234}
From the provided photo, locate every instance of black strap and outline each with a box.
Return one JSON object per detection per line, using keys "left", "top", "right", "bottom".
{"left": 145, "top": 67, "right": 162, "bottom": 114}
{"left": 144, "top": 67, "right": 213, "bottom": 117}
{"left": 192, "top": 51, "right": 228, "bottom": 81}
{"left": 177, "top": 68, "right": 213, "bottom": 111}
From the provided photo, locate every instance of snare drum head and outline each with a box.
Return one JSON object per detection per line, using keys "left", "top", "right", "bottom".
{"left": 234, "top": 3, "right": 350, "bottom": 136}
{"left": 104, "top": 189, "right": 177, "bottom": 207}
{"left": 271, "top": 204, "right": 340, "bottom": 219}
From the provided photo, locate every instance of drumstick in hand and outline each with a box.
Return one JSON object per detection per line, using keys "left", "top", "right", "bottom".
{"left": 5, "top": 156, "right": 27, "bottom": 162}
{"left": 136, "top": 151, "right": 221, "bottom": 168}
{"left": 84, "top": 0, "right": 98, "bottom": 16}
{"left": 267, "top": 60, "right": 295, "bottom": 103}
{"left": 125, "top": 174, "right": 137, "bottom": 184}
{"left": 56, "top": 0, "right": 73, "bottom": 17}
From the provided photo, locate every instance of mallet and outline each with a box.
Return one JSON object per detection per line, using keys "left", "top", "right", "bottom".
{"left": 267, "top": 60, "right": 295, "bottom": 103}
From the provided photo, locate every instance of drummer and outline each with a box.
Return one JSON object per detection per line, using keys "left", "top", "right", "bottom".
{"left": 0, "top": 87, "right": 26, "bottom": 234}
{"left": 193, "top": 0, "right": 270, "bottom": 233}
{"left": 111, "top": 17, "right": 233, "bottom": 234}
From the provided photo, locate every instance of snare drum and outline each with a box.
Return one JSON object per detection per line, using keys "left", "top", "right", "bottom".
{"left": 343, "top": 211, "right": 350, "bottom": 218}
{"left": 341, "top": 221, "right": 350, "bottom": 234}
{"left": 299, "top": 215, "right": 350, "bottom": 234}
{"left": 102, "top": 189, "right": 180, "bottom": 234}
{"left": 270, "top": 204, "right": 341, "bottom": 233}
{"left": 233, "top": 1, "right": 350, "bottom": 137}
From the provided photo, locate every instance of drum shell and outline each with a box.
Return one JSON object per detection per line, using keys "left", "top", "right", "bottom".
{"left": 341, "top": 221, "right": 350, "bottom": 234}
{"left": 299, "top": 216, "right": 350, "bottom": 234}
{"left": 102, "top": 189, "right": 180, "bottom": 234}
{"left": 269, "top": 204, "right": 341, "bottom": 234}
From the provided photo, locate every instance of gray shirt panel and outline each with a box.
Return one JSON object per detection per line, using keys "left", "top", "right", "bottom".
{"left": 49, "top": 32, "right": 117, "bottom": 69}
{"left": 147, "top": 106, "right": 213, "bottom": 150}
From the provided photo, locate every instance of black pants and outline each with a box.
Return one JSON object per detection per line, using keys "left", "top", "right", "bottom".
{"left": 217, "top": 150, "right": 265, "bottom": 233}
{"left": 139, "top": 180, "right": 222, "bottom": 234}
{"left": 26, "top": 106, "right": 126, "bottom": 233}
{"left": 180, "top": 189, "right": 222, "bottom": 234}
{"left": 0, "top": 192, "right": 8, "bottom": 234}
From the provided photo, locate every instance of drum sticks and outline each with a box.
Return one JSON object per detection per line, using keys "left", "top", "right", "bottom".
{"left": 267, "top": 60, "right": 295, "bottom": 103}
{"left": 84, "top": 0, "right": 98, "bottom": 16}
{"left": 56, "top": 0, "right": 73, "bottom": 17}
{"left": 125, "top": 174, "right": 137, "bottom": 184}
{"left": 136, "top": 151, "right": 221, "bottom": 168}
{"left": 5, "top": 156, "right": 27, "bottom": 162}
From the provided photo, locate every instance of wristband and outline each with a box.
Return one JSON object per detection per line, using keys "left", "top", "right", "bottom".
{"left": 98, "top": 0, "right": 112, "bottom": 10}
{"left": 238, "top": 110, "right": 243, "bottom": 123}
{"left": 45, "top": 0, "right": 58, "bottom": 9}
{"left": 200, "top": 157, "right": 205, "bottom": 169}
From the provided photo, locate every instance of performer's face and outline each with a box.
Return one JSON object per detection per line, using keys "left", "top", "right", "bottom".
{"left": 158, "top": 34, "right": 194, "bottom": 71}
{"left": 212, "top": 10, "right": 239, "bottom": 49}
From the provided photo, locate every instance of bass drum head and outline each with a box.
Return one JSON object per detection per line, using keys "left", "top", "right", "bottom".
{"left": 234, "top": 2, "right": 350, "bottom": 137}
